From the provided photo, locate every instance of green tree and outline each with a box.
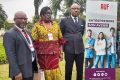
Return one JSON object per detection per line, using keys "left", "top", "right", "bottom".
{"left": 33, "top": 0, "right": 86, "bottom": 19}
{"left": 4, "top": 21, "right": 13, "bottom": 30}
{"left": 50, "top": 0, "right": 72, "bottom": 18}
{"left": 117, "top": 0, "right": 120, "bottom": 19}
{"left": 50, "top": 0, "right": 86, "bottom": 18}
{"left": 50, "top": 0, "right": 62, "bottom": 19}
{"left": 0, "top": 4, "right": 7, "bottom": 29}
{"left": 34, "top": 0, "right": 43, "bottom": 22}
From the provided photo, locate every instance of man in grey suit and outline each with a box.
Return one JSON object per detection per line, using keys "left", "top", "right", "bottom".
{"left": 3, "top": 11, "right": 38, "bottom": 80}
{"left": 60, "top": 2, "right": 85, "bottom": 80}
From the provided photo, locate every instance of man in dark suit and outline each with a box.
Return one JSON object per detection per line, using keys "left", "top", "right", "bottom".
{"left": 60, "top": 2, "right": 85, "bottom": 80}
{"left": 3, "top": 11, "right": 38, "bottom": 80}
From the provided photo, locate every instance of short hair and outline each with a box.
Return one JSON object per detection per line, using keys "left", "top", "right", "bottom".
{"left": 40, "top": 6, "right": 51, "bottom": 17}
{"left": 87, "top": 29, "right": 92, "bottom": 32}
{"left": 110, "top": 27, "right": 115, "bottom": 32}
{"left": 71, "top": 2, "right": 81, "bottom": 8}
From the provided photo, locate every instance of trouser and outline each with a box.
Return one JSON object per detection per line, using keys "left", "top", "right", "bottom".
{"left": 65, "top": 53, "right": 84, "bottom": 80}
{"left": 94, "top": 55, "right": 105, "bottom": 68}
{"left": 107, "top": 54, "right": 116, "bottom": 68}
{"left": 85, "top": 58, "right": 93, "bottom": 68}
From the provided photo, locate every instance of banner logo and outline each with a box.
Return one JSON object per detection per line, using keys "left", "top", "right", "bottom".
{"left": 101, "top": 4, "right": 109, "bottom": 10}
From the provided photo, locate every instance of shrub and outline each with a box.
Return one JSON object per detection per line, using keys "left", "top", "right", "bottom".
{"left": 0, "top": 37, "right": 8, "bottom": 64}
{"left": 4, "top": 21, "right": 13, "bottom": 30}
{"left": 27, "top": 22, "right": 34, "bottom": 31}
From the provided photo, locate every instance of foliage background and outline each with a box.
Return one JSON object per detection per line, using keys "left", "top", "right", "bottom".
{"left": 0, "top": 37, "right": 7, "bottom": 64}
{"left": 0, "top": 0, "right": 120, "bottom": 80}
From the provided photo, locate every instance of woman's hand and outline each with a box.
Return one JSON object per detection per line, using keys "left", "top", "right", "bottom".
{"left": 59, "top": 52, "right": 63, "bottom": 61}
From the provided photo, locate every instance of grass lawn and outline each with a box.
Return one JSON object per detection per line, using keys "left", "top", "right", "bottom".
{"left": 116, "top": 68, "right": 120, "bottom": 80}
{"left": 0, "top": 61, "right": 76, "bottom": 80}
{"left": 0, "top": 64, "right": 10, "bottom": 80}
{"left": 1, "top": 63, "right": 120, "bottom": 80}
{"left": 1, "top": 36, "right": 120, "bottom": 80}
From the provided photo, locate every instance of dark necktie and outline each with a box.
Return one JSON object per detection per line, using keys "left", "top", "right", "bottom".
{"left": 22, "top": 30, "right": 30, "bottom": 44}
{"left": 74, "top": 17, "right": 78, "bottom": 24}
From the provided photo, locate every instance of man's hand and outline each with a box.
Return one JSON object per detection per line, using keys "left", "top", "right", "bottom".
{"left": 15, "top": 73, "right": 22, "bottom": 80}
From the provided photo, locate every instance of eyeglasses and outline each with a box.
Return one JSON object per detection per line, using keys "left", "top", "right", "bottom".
{"left": 15, "top": 18, "right": 28, "bottom": 20}
{"left": 71, "top": 8, "right": 80, "bottom": 10}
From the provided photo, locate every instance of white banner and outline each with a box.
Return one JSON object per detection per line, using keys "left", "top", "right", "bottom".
{"left": 86, "top": 0, "right": 117, "bottom": 38}
{"left": 85, "top": 1, "right": 117, "bottom": 80}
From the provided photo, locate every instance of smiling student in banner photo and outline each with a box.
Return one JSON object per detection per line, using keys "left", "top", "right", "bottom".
{"left": 85, "top": 29, "right": 95, "bottom": 68}
{"left": 107, "top": 27, "right": 116, "bottom": 68}
{"left": 93, "top": 32, "right": 106, "bottom": 68}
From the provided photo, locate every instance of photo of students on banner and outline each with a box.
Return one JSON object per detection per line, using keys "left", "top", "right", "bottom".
{"left": 85, "top": 28, "right": 117, "bottom": 68}
{"left": 85, "top": 27, "right": 117, "bottom": 79}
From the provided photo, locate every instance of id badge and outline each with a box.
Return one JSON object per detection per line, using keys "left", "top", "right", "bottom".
{"left": 48, "top": 33, "right": 53, "bottom": 40}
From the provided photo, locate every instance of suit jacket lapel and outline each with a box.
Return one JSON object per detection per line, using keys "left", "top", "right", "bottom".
{"left": 68, "top": 16, "right": 80, "bottom": 32}
{"left": 13, "top": 27, "right": 31, "bottom": 50}
{"left": 68, "top": 16, "right": 75, "bottom": 26}
{"left": 78, "top": 18, "right": 82, "bottom": 26}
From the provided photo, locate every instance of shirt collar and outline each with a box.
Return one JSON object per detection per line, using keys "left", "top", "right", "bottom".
{"left": 71, "top": 15, "right": 78, "bottom": 22}
{"left": 15, "top": 25, "right": 25, "bottom": 32}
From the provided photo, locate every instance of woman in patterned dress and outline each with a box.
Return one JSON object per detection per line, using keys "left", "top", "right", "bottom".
{"left": 32, "top": 6, "right": 65, "bottom": 80}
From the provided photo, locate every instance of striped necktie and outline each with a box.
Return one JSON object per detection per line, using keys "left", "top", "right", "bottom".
{"left": 22, "top": 29, "right": 30, "bottom": 44}
{"left": 74, "top": 17, "right": 78, "bottom": 24}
